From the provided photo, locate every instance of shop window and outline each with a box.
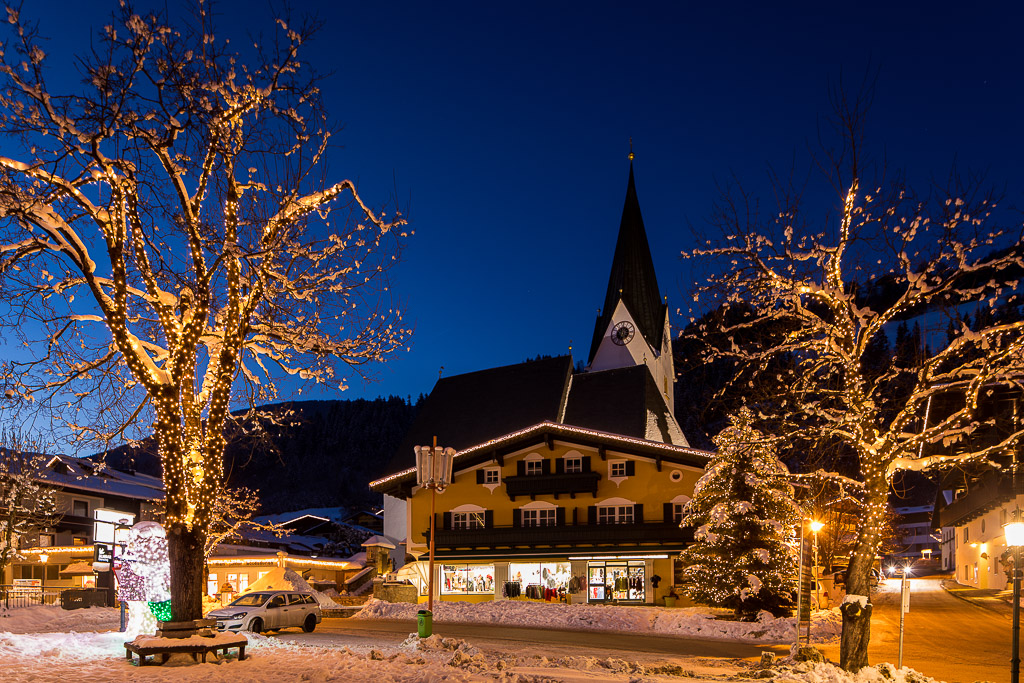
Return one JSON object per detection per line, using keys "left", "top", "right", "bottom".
{"left": 73, "top": 536, "right": 87, "bottom": 546}
{"left": 207, "top": 573, "right": 219, "bottom": 596}
{"left": 597, "top": 505, "right": 634, "bottom": 525}
{"left": 586, "top": 560, "right": 645, "bottom": 603}
{"left": 452, "top": 511, "right": 486, "bottom": 530}
{"left": 441, "top": 564, "right": 494, "bottom": 594}
{"left": 525, "top": 460, "right": 543, "bottom": 476}
{"left": 522, "top": 508, "right": 557, "bottom": 527}
{"left": 564, "top": 457, "right": 582, "bottom": 473}
{"left": 72, "top": 500, "right": 88, "bottom": 517}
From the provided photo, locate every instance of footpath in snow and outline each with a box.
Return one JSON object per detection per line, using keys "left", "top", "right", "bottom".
{"left": 355, "top": 597, "right": 845, "bottom": 644}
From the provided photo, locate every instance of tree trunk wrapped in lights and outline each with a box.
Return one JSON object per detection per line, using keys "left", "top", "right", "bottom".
{"left": 0, "top": 5, "right": 409, "bottom": 622}
{"left": 686, "top": 85, "right": 1024, "bottom": 670}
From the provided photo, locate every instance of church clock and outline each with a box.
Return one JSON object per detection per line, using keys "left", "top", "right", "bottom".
{"left": 611, "top": 321, "right": 635, "bottom": 346}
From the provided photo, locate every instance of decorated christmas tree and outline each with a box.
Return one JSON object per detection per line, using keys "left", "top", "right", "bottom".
{"left": 679, "top": 408, "right": 800, "bottom": 618}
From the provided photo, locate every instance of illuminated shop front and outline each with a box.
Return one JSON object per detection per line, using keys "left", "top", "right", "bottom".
{"left": 506, "top": 562, "right": 572, "bottom": 600}
{"left": 441, "top": 564, "right": 494, "bottom": 595}
{"left": 586, "top": 560, "right": 646, "bottom": 603}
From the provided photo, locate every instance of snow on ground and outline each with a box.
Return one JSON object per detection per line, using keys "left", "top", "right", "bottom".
{"left": 0, "top": 601, "right": 935, "bottom": 682}
{"left": 355, "top": 597, "right": 844, "bottom": 644}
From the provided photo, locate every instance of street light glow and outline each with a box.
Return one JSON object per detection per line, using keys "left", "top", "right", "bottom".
{"left": 809, "top": 520, "right": 824, "bottom": 533}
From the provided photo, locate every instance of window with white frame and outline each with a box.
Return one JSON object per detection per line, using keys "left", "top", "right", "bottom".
{"left": 453, "top": 511, "right": 486, "bottom": 530}
{"left": 483, "top": 468, "right": 499, "bottom": 484}
{"left": 564, "top": 456, "right": 583, "bottom": 473}
{"left": 610, "top": 461, "right": 627, "bottom": 478}
{"left": 597, "top": 505, "right": 634, "bottom": 525}
{"left": 525, "top": 460, "right": 543, "bottom": 476}
{"left": 522, "top": 508, "right": 557, "bottom": 527}
{"left": 672, "top": 503, "right": 685, "bottom": 523}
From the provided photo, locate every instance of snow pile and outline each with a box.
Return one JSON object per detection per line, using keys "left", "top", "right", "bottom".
{"left": 780, "top": 660, "right": 939, "bottom": 683}
{"left": 355, "top": 597, "right": 844, "bottom": 643}
{"left": 0, "top": 605, "right": 119, "bottom": 634}
{"left": 240, "top": 567, "right": 341, "bottom": 608}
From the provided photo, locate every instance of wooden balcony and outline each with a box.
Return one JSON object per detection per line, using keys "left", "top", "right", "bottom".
{"left": 936, "top": 472, "right": 1013, "bottom": 527}
{"left": 428, "top": 521, "right": 693, "bottom": 553}
{"left": 503, "top": 471, "right": 601, "bottom": 500}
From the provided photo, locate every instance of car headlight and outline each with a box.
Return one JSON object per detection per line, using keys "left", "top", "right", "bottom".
{"left": 230, "top": 612, "right": 247, "bottom": 619}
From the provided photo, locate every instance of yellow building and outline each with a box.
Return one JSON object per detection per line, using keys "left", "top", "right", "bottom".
{"left": 370, "top": 161, "right": 710, "bottom": 605}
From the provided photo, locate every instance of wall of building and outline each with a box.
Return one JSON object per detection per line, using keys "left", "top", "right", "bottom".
{"left": 405, "top": 440, "right": 701, "bottom": 557}
{"left": 952, "top": 496, "right": 1024, "bottom": 590}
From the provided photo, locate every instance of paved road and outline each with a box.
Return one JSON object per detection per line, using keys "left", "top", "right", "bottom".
{"left": 305, "top": 617, "right": 789, "bottom": 662}
{"left": 820, "top": 577, "right": 1013, "bottom": 683}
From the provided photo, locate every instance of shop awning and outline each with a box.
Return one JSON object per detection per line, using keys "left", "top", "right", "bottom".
{"left": 60, "top": 562, "right": 96, "bottom": 576}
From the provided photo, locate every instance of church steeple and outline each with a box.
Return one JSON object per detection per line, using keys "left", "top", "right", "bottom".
{"left": 588, "top": 161, "right": 667, "bottom": 364}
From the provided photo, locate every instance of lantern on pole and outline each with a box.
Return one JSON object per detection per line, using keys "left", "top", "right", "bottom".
{"left": 415, "top": 438, "right": 455, "bottom": 629}
{"left": 1005, "top": 508, "right": 1024, "bottom": 683}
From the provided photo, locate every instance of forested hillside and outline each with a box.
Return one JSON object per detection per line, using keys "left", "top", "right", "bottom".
{"left": 99, "top": 396, "right": 419, "bottom": 514}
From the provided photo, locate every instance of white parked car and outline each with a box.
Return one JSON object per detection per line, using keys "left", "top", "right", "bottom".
{"left": 209, "top": 590, "right": 322, "bottom": 634}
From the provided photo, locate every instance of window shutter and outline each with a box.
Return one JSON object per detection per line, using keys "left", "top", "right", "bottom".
{"left": 476, "top": 470, "right": 485, "bottom": 484}
{"left": 556, "top": 507, "right": 565, "bottom": 526}
{"left": 625, "top": 460, "right": 636, "bottom": 476}
{"left": 555, "top": 458, "right": 564, "bottom": 474}
{"left": 634, "top": 503, "right": 643, "bottom": 523}
{"left": 582, "top": 456, "right": 591, "bottom": 472}
{"left": 512, "top": 509, "right": 521, "bottom": 527}
{"left": 517, "top": 461, "right": 526, "bottom": 476}
{"left": 588, "top": 506, "right": 597, "bottom": 525}
{"left": 485, "top": 510, "right": 494, "bottom": 528}
{"left": 541, "top": 459, "right": 551, "bottom": 475}
{"left": 663, "top": 502, "right": 673, "bottom": 522}
{"left": 442, "top": 512, "right": 452, "bottom": 530}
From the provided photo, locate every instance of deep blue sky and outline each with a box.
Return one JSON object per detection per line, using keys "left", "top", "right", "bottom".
{"left": 24, "top": 1, "right": 1024, "bottom": 407}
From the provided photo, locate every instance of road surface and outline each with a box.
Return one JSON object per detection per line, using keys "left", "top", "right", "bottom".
{"left": 820, "top": 577, "right": 1013, "bottom": 683}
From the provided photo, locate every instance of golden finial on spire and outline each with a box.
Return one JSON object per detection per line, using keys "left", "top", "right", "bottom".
{"left": 628, "top": 137, "right": 634, "bottom": 162}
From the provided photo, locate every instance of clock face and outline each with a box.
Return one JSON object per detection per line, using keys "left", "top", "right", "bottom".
{"left": 611, "top": 321, "right": 635, "bottom": 346}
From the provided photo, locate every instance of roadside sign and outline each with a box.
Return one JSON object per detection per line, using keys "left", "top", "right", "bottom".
{"left": 13, "top": 578, "right": 41, "bottom": 591}
{"left": 94, "top": 543, "right": 112, "bottom": 564}
{"left": 93, "top": 508, "right": 135, "bottom": 546}
{"left": 901, "top": 577, "right": 911, "bottom": 613}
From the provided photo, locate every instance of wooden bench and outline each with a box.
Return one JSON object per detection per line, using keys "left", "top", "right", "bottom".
{"left": 124, "top": 637, "right": 247, "bottom": 666}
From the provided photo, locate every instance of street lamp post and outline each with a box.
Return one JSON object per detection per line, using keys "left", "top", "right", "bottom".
{"left": 810, "top": 520, "right": 824, "bottom": 612}
{"left": 415, "top": 438, "right": 455, "bottom": 619}
{"left": 1004, "top": 508, "right": 1024, "bottom": 683}
{"left": 38, "top": 552, "right": 49, "bottom": 606}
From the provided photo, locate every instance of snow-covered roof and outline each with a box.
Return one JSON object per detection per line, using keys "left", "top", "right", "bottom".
{"left": 34, "top": 454, "right": 164, "bottom": 502}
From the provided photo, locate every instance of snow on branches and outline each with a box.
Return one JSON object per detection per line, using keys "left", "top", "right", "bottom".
{"left": 679, "top": 408, "right": 800, "bottom": 619}
{"left": 0, "top": 4, "right": 410, "bottom": 621}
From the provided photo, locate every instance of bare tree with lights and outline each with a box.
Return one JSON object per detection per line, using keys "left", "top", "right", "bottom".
{"left": 687, "top": 85, "right": 1024, "bottom": 670}
{"left": 0, "top": 4, "right": 409, "bottom": 622}
{"left": 0, "top": 431, "right": 62, "bottom": 604}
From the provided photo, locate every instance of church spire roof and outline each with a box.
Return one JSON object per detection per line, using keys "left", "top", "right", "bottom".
{"left": 588, "top": 160, "right": 667, "bottom": 363}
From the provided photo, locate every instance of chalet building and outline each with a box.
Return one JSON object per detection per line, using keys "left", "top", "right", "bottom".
{"left": 371, "top": 161, "right": 710, "bottom": 605}
{"left": 4, "top": 453, "right": 164, "bottom": 592}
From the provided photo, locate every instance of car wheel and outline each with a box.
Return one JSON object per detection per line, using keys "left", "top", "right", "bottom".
{"left": 302, "top": 614, "right": 316, "bottom": 633}
{"left": 248, "top": 618, "right": 263, "bottom": 634}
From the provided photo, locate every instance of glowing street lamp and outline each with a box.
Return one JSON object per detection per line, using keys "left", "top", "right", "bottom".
{"left": 1005, "top": 508, "right": 1024, "bottom": 683}
{"left": 39, "top": 552, "right": 49, "bottom": 606}
{"left": 810, "top": 520, "right": 824, "bottom": 611}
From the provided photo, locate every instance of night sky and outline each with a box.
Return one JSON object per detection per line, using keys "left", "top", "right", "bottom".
{"left": 19, "top": 1, "right": 1024, "bottom": 408}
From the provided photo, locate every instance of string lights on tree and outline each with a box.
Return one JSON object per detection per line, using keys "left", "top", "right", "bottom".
{"left": 0, "top": 3, "right": 410, "bottom": 622}
{"left": 686, "top": 86, "right": 1024, "bottom": 669}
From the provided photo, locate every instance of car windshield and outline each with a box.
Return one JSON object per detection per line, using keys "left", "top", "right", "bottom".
{"left": 229, "top": 593, "right": 272, "bottom": 607}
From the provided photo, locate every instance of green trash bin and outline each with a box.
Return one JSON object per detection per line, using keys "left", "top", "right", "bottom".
{"left": 417, "top": 609, "right": 433, "bottom": 638}
{"left": 664, "top": 596, "right": 677, "bottom": 608}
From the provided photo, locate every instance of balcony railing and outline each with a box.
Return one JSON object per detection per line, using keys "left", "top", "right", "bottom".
{"left": 503, "top": 471, "right": 601, "bottom": 500}
{"left": 428, "top": 521, "right": 692, "bottom": 550}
